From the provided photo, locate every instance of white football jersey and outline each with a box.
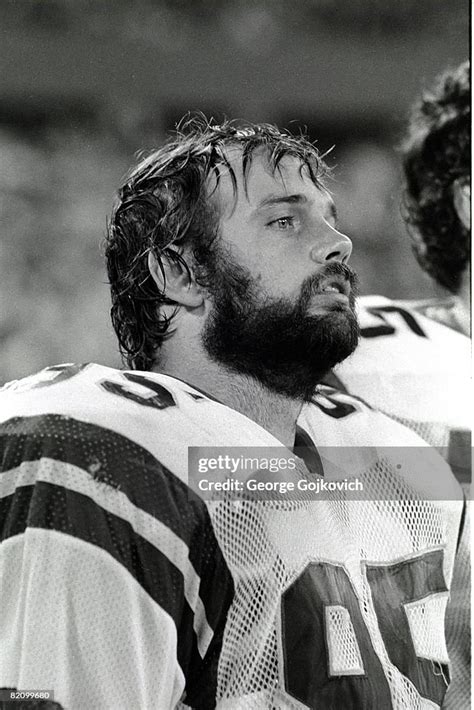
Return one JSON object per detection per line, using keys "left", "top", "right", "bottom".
{"left": 335, "top": 295, "right": 472, "bottom": 480}
{"left": 0, "top": 364, "right": 464, "bottom": 709}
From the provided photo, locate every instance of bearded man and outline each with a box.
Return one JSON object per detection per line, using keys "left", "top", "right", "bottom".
{"left": 0, "top": 117, "right": 464, "bottom": 709}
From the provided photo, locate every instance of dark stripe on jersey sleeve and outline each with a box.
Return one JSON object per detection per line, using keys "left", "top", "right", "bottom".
{"left": 0, "top": 481, "right": 231, "bottom": 707}
{"left": 0, "top": 414, "right": 202, "bottom": 545}
{"left": 0, "top": 414, "right": 233, "bottom": 631}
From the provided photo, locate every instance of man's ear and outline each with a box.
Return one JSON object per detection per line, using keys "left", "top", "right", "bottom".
{"left": 148, "top": 249, "right": 204, "bottom": 308}
{"left": 453, "top": 179, "right": 471, "bottom": 231}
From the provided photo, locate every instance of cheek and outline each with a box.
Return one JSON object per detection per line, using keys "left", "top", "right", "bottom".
{"left": 261, "top": 253, "right": 310, "bottom": 292}
{"left": 255, "top": 267, "right": 300, "bottom": 301}
{"left": 224, "top": 230, "right": 308, "bottom": 298}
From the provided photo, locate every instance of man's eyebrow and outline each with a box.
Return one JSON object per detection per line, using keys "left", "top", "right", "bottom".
{"left": 254, "top": 193, "right": 338, "bottom": 225}
{"left": 256, "top": 194, "right": 308, "bottom": 209}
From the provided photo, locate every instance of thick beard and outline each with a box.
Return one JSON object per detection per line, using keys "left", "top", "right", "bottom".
{"left": 201, "top": 252, "right": 360, "bottom": 401}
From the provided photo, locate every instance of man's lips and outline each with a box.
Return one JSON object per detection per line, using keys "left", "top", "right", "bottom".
{"left": 303, "top": 274, "right": 354, "bottom": 314}
{"left": 301, "top": 263, "right": 358, "bottom": 314}
{"left": 315, "top": 274, "right": 351, "bottom": 298}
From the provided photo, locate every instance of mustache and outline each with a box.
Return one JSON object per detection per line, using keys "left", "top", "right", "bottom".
{"left": 302, "top": 262, "right": 359, "bottom": 300}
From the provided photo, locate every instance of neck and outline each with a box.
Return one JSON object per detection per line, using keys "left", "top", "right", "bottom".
{"left": 154, "top": 333, "right": 302, "bottom": 448}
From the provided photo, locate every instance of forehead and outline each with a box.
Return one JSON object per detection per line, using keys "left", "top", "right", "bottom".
{"left": 208, "top": 147, "right": 330, "bottom": 216}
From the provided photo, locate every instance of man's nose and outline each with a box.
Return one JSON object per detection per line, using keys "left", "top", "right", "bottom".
{"left": 310, "top": 231, "right": 352, "bottom": 264}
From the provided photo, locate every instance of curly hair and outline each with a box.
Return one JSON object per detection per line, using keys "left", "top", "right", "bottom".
{"left": 105, "top": 115, "right": 329, "bottom": 370}
{"left": 402, "top": 60, "right": 470, "bottom": 293}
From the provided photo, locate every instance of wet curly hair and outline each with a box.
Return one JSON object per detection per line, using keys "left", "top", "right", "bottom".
{"left": 105, "top": 115, "right": 328, "bottom": 370}
{"left": 402, "top": 60, "right": 470, "bottom": 293}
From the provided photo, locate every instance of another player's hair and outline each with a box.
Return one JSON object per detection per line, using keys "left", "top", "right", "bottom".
{"left": 106, "top": 114, "right": 328, "bottom": 370}
{"left": 402, "top": 60, "right": 470, "bottom": 293}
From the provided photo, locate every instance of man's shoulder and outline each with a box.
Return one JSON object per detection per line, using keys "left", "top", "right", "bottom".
{"left": 299, "top": 384, "right": 463, "bottom": 501}
{"left": 0, "top": 364, "right": 237, "bottom": 708}
{"left": 300, "top": 383, "right": 427, "bottom": 447}
{"left": 0, "top": 363, "right": 194, "bottom": 509}
{"left": 0, "top": 363, "right": 279, "bottom": 482}
{"left": 0, "top": 363, "right": 184, "bottom": 441}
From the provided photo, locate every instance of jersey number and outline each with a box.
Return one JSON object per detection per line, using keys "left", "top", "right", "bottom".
{"left": 281, "top": 549, "right": 449, "bottom": 708}
{"left": 311, "top": 386, "right": 372, "bottom": 420}
{"left": 99, "top": 372, "right": 205, "bottom": 409}
{"left": 361, "top": 306, "right": 427, "bottom": 339}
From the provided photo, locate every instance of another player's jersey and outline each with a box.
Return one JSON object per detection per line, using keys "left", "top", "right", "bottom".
{"left": 335, "top": 295, "right": 471, "bottom": 479}
{"left": 0, "top": 364, "right": 464, "bottom": 709}
{"left": 411, "top": 296, "right": 470, "bottom": 337}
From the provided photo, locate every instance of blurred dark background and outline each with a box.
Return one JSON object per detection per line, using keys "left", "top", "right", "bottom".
{"left": 0, "top": 0, "right": 469, "bottom": 383}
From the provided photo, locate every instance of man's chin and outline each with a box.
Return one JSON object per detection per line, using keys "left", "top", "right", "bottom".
{"left": 205, "top": 335, "right": 359, "bottom": 402}
{"left": 306, "top": 298, "right": 357, "bottom": 317}
{"left": 306, "top": 294, "right": 353, "bottom": 315}
{"left": 202, "top": 276, "right": 360, "bottom": 400}
{"left": 303, "top": 307, "right": 359, "bottom": 344}
{"left": 302, "top": 310, "right": 360, "bottom": 373}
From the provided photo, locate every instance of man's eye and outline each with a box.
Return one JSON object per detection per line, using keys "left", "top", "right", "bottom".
{"left": 269, "top": 216, "right": 295, "bottom": 230}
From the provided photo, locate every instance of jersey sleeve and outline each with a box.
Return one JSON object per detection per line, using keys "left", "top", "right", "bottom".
{"left": 0, "top": 412, "right": 234, "bottom": 710}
